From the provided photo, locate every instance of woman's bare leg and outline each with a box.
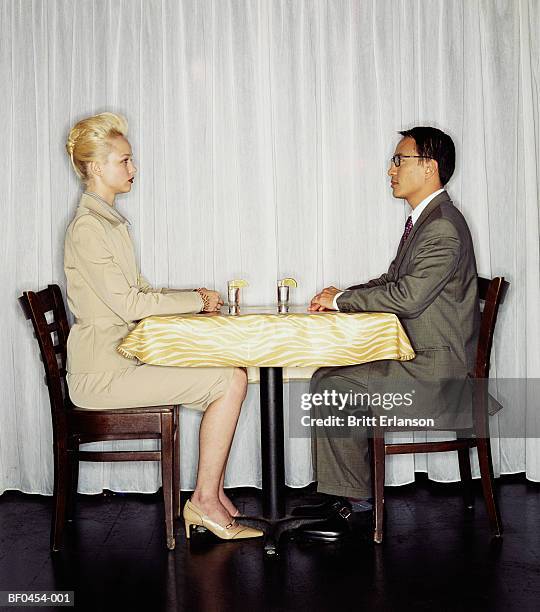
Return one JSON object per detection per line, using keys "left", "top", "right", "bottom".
{"left": 190, "top": 368, "right": 247, "bottom": 526}
{"left": 219, "top": 468, "right": 240, "bottom": 517}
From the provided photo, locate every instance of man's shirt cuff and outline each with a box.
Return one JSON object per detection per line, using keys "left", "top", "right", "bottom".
{"left": 332, "top": 291, "right": 345, "bottom": 310}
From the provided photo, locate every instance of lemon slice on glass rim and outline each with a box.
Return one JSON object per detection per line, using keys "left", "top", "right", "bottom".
{"left": 228, "top": 279, "right": 249, "bottom": 288}
{"left": 278, "top": 277, "right": 298, "bottom": 287}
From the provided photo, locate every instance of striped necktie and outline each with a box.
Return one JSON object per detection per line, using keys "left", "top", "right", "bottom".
{"left": 401, "top": 216, "right": 413, "bottom": 244}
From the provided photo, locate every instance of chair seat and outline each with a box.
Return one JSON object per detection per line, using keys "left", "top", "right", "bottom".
{"left": 72, "top": 405, "right": 176, "bottom": 415}
{"left": 69, "top": 408, "right": 176, "bottom": 439}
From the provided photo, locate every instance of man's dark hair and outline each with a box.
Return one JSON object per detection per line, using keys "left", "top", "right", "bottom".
{"left": 399, "top": 126, "right": 455, "bottom": 186}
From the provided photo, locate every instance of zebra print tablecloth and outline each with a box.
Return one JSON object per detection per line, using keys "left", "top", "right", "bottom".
{"left": 117, "top": 309, "right": 415, "bottom": 381}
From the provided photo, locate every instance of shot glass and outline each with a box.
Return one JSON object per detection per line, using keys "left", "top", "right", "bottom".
{"left": 228, "top": 284, "right": 240, "bottom": 315}
{"left": 277, "top": 284, "right": 290, "bottom": 314}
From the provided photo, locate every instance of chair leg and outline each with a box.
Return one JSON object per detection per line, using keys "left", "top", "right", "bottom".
{"left": 67, "top": 444, "right": 79, "bottom": 522}
{"left": 476, "top": 438, "right": 503, "bottom": 537}
{"left": 372, "top": 430, "right": 386, "bottom": 544}
{"left": 51, "top": 447, "right": 69, "bottom": 552}
{"left": 173, "top": 406, "right": 181, "bottom": 519}
{"left": 457, "top": 444, "right": 474, "bottom": 510}
{"left": 161, "top": 413, "right": 176, "bottom": 550}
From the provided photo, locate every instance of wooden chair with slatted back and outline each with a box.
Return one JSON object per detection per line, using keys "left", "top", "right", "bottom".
{"left": 371, "top": 276, "right": 509, "bottom": 543}
{"left": 19, "top": 284, "right": 181, "bottom": 551}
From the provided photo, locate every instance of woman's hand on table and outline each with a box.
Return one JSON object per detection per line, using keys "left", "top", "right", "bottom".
{"left": 197, "top": 288, "right": 224, "bottom": 312}
{"left": 308, "top": 286, "right": 342, "bottom": 311}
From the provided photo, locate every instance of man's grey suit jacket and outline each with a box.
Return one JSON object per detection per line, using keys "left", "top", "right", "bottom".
{"left": 336, "top": 190, "right": 480, "bottom": 419}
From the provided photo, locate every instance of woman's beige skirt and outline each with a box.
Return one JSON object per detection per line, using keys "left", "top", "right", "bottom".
{"left": 67, "top": 364, "right": 236, "bottom": 411}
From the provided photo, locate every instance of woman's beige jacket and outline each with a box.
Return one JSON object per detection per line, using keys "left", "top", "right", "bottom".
{"left": 64, "top": 193, "right": 203, "bottom": 374}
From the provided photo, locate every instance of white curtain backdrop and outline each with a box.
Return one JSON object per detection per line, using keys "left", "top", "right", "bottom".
{"left": 1, "top": 0, "right": 539, "bottom": 495}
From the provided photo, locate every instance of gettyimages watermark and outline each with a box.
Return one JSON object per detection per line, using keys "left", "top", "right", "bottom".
{"left": 300, "top": 389, "right": 416, "bottom": 411}
{"left": 298, "top": 389, "right": 435, "bottom": 430}
{"left": 288, "top": 378, "right": 540, "bottom": 439}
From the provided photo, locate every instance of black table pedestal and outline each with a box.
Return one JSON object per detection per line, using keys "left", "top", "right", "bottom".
{"left": 251, "top": 367, "right": 326, "bottom": 556}
{"left": 259, "top": 367, "right": 286, "bottom": 520}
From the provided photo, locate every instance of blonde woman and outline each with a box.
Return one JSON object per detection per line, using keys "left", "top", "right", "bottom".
{"left": 64, "top": 112, "right": 262, "bottom": 541}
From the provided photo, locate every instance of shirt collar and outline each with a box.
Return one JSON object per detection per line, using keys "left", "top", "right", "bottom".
{"left": 80, "top": 192, "right": 130, "bottom": 226}
{"left": 410, "top": 188, "right": 445, "bottom": 225}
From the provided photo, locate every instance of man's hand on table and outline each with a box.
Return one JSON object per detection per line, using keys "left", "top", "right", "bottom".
{"left": 308, "top": 286, "right": 342, "bottom": 312}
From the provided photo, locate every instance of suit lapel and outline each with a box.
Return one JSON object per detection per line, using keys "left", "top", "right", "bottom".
{"left": 393, "top": 191, "right": 451, "bottom": 271}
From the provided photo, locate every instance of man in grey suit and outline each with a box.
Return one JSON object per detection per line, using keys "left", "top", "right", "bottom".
{"left": 298, "top": 127, "right": 480, "bottom": 540}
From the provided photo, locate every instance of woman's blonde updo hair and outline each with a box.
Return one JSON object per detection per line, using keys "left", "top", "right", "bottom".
{"left": 66, "top": 112, "right": 128, "bottom": 181}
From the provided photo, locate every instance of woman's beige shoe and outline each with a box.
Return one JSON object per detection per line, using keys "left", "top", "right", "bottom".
{"left": 183, "top": 499, "right": 263, "bottom": 540}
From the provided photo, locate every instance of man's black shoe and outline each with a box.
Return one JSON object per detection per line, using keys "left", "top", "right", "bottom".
{"left": 290, "top": 496, "right": 351, "bottom": 518}
{"left": 296, "top": 505, "right": 372, "bottom": 542}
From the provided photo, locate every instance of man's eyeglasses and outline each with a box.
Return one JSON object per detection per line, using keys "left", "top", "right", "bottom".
{"left": 390, "top": 154, "right": 431, "bottom": 167}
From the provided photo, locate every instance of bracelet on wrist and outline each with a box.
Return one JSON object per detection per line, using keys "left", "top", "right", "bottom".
{"left": 195, "top": 288, "right": 210, "bottom": 312}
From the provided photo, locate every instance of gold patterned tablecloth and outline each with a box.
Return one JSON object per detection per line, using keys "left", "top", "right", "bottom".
{"left": 117, "top": 309, "right": 415, "bottom": 381}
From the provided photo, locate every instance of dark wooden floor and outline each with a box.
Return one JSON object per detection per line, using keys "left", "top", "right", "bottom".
{"left": 1, "top": 475, "right": 539, "bottom": 611}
